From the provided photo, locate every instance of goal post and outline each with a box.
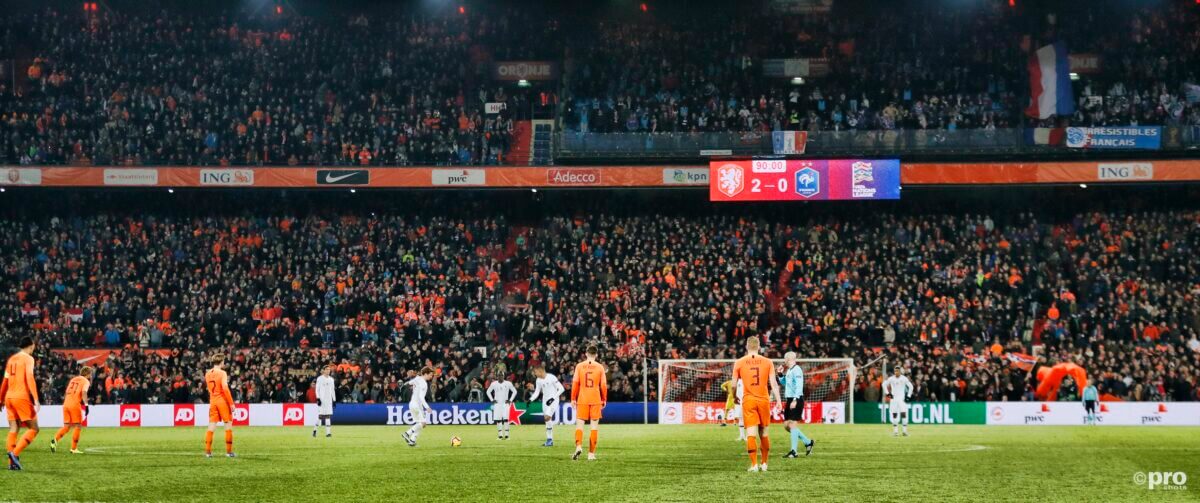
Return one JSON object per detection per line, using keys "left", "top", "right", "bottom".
{"left": 656, "top": 358, "right": 855, "bottom": 425}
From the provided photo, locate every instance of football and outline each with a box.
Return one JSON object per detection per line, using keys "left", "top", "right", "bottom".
{"left": 450, "top": 436, "right": 462, "bottom": 447}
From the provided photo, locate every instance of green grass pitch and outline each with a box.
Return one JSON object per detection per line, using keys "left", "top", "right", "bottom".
{"left": 3, "top": 424, "right": 1198, "bottom": 502}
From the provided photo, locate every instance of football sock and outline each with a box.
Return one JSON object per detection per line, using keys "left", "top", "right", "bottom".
{"left": 13, "top": 429, "right": 38, "bottom": 455}
{"left": 793, "top": 427, "right": 810, "bottom": 448}
{"left": 497, "top": 422, "right": 504, "bottom": 437}
{"left": 71, "top": 428, "right": 81, "bottom": 450}
{"left": 588, "top": 430, "right": 598, "bottom": 453}
{"left": 760, "top": 436, "right": 770, "bottom": 461}
{"left": 325, "top": 419, "right": 331, "bottom": 435}
{"left": 546, "top": 421, "right": 554, "bottom": 441}
{"left": 205, "top": 431, "right": 214, "bottom": 453}
{"left": 574, "top": 429, "right": 583, "bottom": 447}
{"left": 55, "top": 426, "right": 70, "bottom": 442}
{"left": 746, "top": 436, "right": 758, "bottom": 466}
{"left": 738, "top": 426, "right": 746, "bottom": 439}
{"left": 225, "top": 430, "right": 233, "bottom": 453}
{"left": 6, "top": 431, "right": 16, "bottom": 452}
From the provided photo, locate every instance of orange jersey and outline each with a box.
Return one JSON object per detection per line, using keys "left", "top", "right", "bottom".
{"left": 3, "top": 352, "right": 38, "bottom": 403}
{"left": 732, "top": 354, "right": 775, "bottom": 402}
{"left": 63, "top": 376, "right": 90, "bottom": 407}
{"left": 571, "top": 360, "right": 608, "bottom": 405}
{"left": 205, "top": 367, "right": 234, "bottom": 405}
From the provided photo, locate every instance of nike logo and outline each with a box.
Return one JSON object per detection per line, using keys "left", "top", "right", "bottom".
{"left": 324, "top": 173, "right": 359, "bottom": 183}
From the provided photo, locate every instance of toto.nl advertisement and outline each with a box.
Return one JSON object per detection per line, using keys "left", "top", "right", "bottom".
{"left": 853, "top": 402, "right": 987, "bottom": 425}
{"left": 0, "top": 403, "right": 656, "bottom": 427}
{"left": 985, "top": 401, "right": 1200, "bottom": 426}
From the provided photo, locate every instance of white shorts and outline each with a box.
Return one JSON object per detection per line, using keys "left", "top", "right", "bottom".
{"left": 410, "top": 405, "right": 427, "bottom": 424}
{"left": 542, "top": 398, "right": 559, "bottom": 420}
{"left": 492, "top": 403, "right": 509, "bottom": 421}
{"left": 728, "top": 405, "right": 742, "bottom": 421}
{"left": 318, "top": 404, "right": 333, "bottom": 416}
{"left": 889, "top": 401, "right": 909, "bottom": 415}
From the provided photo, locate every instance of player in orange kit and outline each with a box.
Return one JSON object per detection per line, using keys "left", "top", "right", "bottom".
{"left": 570, "top": 345, "right": 607, "bottom": 461}
{"left": 204, "top": 354, "right": 236, "bottom": 458}
{"left": 732, "top": 336, "right": 782, "bottom": 472}
{"left": 51, "top": 365, "right": 94, "bottom": 454}
{"left": 2, "top": 337, "right": 41, "bottom": 470}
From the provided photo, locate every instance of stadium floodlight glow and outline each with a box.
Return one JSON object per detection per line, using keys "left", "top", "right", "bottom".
{"left": 1079, "top": 184, "right": 1087, "bottom": 188}
{"left": 517, "top": 79, "right": 531, "bottom": 88}
{"left": 168, "top": 188, "right": 175, "bottom": 194}
{"left": 350, "top": 188, "right": 357, "bottom": 194}
{"left": 1069, "top": 72, "right": 1080, "bottom": 81}
{"left": 791, "top": 77, "right": 805, "bottom": 85}
{"left": 531, "top": 188, "right": 538, "bottom": 193}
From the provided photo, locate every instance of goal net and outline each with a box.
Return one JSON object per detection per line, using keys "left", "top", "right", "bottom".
{"left": 657, "top": 359, "right": 854, "bottom": 424}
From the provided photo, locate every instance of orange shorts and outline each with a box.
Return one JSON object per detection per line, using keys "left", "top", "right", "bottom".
{"left": 4, "top": 398, "right": 37, "bottom": 424}
{"left": 63, "top": 404, "right": 84, "bottom": 424}
{"left": 742, "top": 399, "right": 772, "bottom": 428}
{"left": 577, "top": 403, "right": 604, "bottom": 421}
{"left": 209, "top": 403, "right": 232, "bottom": 424}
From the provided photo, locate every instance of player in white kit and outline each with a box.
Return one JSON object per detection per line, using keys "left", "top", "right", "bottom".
{"left": 402, "top": 367, "right": 435, "bottom": 447}
{"left": 487, "top": 375, "right": 519, "bottom": 440}
{"left": 313, "top": 366, "right": 336, "bottom": 438}
{"left": 528, "top": 365, "right": 565, "bottom": 447}
{"left": 882, "top": 367, "right": 913, "bottom": 436}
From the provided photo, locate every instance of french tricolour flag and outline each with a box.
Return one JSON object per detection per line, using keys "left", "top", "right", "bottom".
{"left": 1025, "top": 42, "right": 1075, "bottom": 119}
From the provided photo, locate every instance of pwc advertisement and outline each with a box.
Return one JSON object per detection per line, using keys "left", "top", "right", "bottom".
{"left": 709, "top": 159, "right": 901, "bottom": 202}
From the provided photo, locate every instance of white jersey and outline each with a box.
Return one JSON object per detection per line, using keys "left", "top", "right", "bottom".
{"left": 529, "top": 374, "right": 564, "bottom": 404}
{"left": 487, "top": 380, "right": 518, "bottom": 421}
{"left": 487, "top": 380, "right": 519, "bottom": 405}
{"left": 315, "top": 375, "right": 336, "bottom": 415}
{"left": 407, "top": 376, "right": 431, "bottom": 423}
{"left": 529, "top": 373, "right": 564, "bottom": 419}
{"left": 883, "top": 375, "right": 913, "bottom": 411}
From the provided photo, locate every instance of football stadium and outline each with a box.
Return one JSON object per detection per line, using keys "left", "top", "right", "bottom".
{"left": 1, "top": 0, "right": 1199, "bottom": 501}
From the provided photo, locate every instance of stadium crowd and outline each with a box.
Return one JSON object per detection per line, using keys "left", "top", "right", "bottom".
{"left": 3, "top": 2, "right": 1200, "bottom": 166}
{"left": 5, "top": 192, "right": 1199, "bottom": 406}
{"left": 564, "top": 2, "right": 1200, "bottom": 133}
{"left": 1, "top": 8, "right": 561, "bottom": 166}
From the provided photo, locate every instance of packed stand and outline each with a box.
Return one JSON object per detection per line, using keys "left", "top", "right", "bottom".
{"left": 2, "top": 191, "right": 1198, "bottom": 404}
{"left": 1, "top": 8, "right": 563, "bottom": 166}
{"left": 563, "top": 2, "right": 1200, "bottom": 133}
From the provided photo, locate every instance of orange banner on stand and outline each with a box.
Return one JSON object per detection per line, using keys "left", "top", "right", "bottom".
{"left": 3, "top": 161, "right": 1197, "bottom": 188}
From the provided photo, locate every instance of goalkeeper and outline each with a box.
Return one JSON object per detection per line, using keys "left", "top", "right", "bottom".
{"left": 720, "top": 379, "right": 745, "bottom": 440}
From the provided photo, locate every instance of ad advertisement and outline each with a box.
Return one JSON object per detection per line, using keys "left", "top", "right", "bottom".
{"left": 853, "top": 402, "right": 986, "bottom": 425}
{"left": 1065, "top": 126, "right": 1162, "bottom": 150}
{"left": 709, "top": 159, "right": 901, "bottom": 202}
{"left": 0, "top": 403, "right": 318, "bottom": 428}
{"left": 985, "top": 402, "right": 1200, "bottom": 426}
{"left": 658, "top": 401, "right": 847, "bottom": 425}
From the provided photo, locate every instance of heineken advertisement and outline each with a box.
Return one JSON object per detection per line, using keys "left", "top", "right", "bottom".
{"left": 853, "top": 402, "right": 987, "bottom": 425}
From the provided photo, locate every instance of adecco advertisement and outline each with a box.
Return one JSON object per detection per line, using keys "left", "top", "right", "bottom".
{"left": 986, "top": 402, "right": 1200, "bottom": 426}
{"left": 658, "top": 401, "right": 847, "bottom": 425}
{"left": 0, "top": 403, "right": 316, "bottom": 428}
{"left": 853, "top": 402, "right": 986, "bottom": 425}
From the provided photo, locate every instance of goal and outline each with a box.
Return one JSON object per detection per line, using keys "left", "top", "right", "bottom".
{"left": 656, "top": 359, "right": 854, "bottom": 424}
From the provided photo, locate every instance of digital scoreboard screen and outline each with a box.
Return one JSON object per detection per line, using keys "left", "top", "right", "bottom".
{"left": 709, "top": 159, "right": 900, "bottom": 202}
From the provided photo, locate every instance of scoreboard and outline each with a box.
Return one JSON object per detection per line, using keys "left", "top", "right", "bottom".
{"left": 709, "top": 159, "right": 900, "bottom": 202}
